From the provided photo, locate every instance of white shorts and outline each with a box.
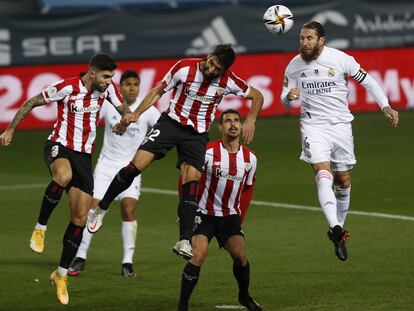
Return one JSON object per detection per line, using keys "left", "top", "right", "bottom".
{"left": 299, "top": 121, "right": 356, "bottom": 171}
{"left": 93, "top": 157, "right": 141, "bottom": 201}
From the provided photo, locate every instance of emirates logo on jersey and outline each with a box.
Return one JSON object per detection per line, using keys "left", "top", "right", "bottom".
{"left": 71, "top": 103, "right": 101, "bottom": 113}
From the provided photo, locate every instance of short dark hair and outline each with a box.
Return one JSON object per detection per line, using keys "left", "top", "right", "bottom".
{"left": 89, "top": 53, "right": 117, "bottom": 71}
{"left": 302, "top": 21, "right": 325, "bottom": 38}
{"left": 120, "top": 70, "right": 140, "bottom": 84}
{"left": 211, "top": 44, "right": 236, "bottom": 69}
{"left": 219, "top": 109, "right": 241, "bottom": 124}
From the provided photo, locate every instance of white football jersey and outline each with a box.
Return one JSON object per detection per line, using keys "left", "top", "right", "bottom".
{"left": 282, "top": 46, "right": 388, "bottom": 124}
{"left": 98, "top": 98, "right": 161, "bottom": 163}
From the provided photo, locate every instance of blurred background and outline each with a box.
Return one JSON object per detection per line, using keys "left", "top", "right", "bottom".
{"left": 1, "top": 0, "right": 413, "bottom": 129}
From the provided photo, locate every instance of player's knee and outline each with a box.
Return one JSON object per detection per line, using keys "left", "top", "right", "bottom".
{"left": 192, "top": 248, "right": 208, "bottom": 266}
{"left": 54, "top": 171, "right": 72, "bottom": 187}
{"left": 121, "top": 207, "right": 136, "bottom": 221}
{"left": 335, "top": 177, "right": 351, "bottom": 189}
{"left": 233, "top": 253, "right": 248, "bottom": 267}
{"left": 71, "top": 214, "right": 87, "bottom": 226}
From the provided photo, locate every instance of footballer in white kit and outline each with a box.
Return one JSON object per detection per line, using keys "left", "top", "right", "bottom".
{"left": 281, "top": 21, "right": 399, "bottom": 261}
{"left": 94, "top": 96, "right": 160, "bottom": 201}
{"left": 69, "top": 70, "right": 160, "bottom": 278}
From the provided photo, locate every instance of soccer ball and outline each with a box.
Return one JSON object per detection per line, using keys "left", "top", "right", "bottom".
{"left": 263, "top": 5, "right": 294, "bottom": 35}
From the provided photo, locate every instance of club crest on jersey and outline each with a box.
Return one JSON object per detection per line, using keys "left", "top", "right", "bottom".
{"left": 314, "top": 69, "right": 319, "bottom": 75}
{"left": 216, "top": 87, "right": 226, "bottom": 96}
{"left": 328, "top": 68, "right": 335, "bottom": 78}
{"left": 46, "top": 86, "right": 57, "bottom": 98}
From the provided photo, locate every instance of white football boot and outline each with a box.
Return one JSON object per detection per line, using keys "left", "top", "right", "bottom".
{"left": 86, "top": 207, "right": 107, "bottom": 233}
{"left": 172, "top": 239, "right": 193, "bottom": 260}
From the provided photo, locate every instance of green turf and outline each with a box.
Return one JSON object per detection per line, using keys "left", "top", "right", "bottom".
{"left": 0, "top": 112, "right": 413, "bottom": 311}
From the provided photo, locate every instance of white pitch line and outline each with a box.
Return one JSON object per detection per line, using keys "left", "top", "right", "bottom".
{"left": 1, "top": 183, "right": 413, "bottom": 222}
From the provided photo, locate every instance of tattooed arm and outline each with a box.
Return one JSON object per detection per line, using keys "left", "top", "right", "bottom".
{"left": 115, "top": 102, "right": 132, "bottom": 117}
{"left": 0, "top": 93, "right": 47, "bottom": 146}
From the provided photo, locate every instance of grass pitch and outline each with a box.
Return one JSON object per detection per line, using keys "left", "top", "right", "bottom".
{"left": 0, "top": 112, "right": 413, "bottom": 311}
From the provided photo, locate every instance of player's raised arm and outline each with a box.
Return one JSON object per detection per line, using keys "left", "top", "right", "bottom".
{"left": 242, "top": 86, "right": 263, "bottom": 144}
{"left": 348, "top": 62, "right": 399, "bottom": 127}
{"left": 120, "top": 82, "right": 165, "bottom": 127}
{"left": 0, "top": 93, "right": 47, "bottom": 146}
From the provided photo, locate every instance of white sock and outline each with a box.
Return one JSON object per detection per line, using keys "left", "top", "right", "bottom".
{"left": 315, "top": 170, "right": 339, "bottom": 228}
{"left": 122, "top": 220, "right": 137, "bottom": 264}
{"left": 75, "top": 209, "right": 95, "bottom": 260}
{"left": 35, "top": 223, "right": 47, "bottom": 231}
{"left": 57, "top": 266, "right": 68, "bottom": 277}
{"left": 335, "top": 186, "right": 351, "bottom": 227}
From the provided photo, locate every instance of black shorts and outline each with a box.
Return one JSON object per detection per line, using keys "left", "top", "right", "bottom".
{"left": 193, "top": 212, "right": 244, "bottom": 248}
{"left": 139, "top": 113, "right": 208, "bottom": 173}
{"left": 43, "top": 140, "right": 93, "bottom": 196}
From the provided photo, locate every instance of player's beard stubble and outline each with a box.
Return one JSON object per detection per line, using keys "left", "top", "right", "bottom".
{"left": 300, "top": 45, "right": 320, "bottom": 62}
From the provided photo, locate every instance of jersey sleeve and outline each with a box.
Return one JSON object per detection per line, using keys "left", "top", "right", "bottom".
{"left": 280, "top": 62, "right": 298, "bottom": 107}
{"left": 41, "top": 79, "right": 72, "bottom": 103}
{"left": 225, "top": 71, "right": 249, "bottom": 97}
{"left": 106, "top": 83, "right": 124, "bottom": 108}
{"left": 245, "top": 153, "right": 257, "bottom": 186}
{"left": 161, "top": 60, "right": 184, "bottom": 92}
{"left": 344, "top": 53, "right": 389, "bottom": 109}
{"left": 99, "top": 100, "right": 109, "bottom": 120}
{"left": 147, "top": 106, "right": 161, "bottom": 128}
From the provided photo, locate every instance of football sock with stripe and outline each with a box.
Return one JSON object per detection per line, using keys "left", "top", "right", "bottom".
{"left": 99, "top": 162, "right": 141, "bottom": 210}
{"left": 37, "top": 180, "right": 64, "bottom": 226}
{"left": 179, "top": 181, "right": 198, "bottom": 240}
{"left": 178, "top": 262, "right": 201, "bottom": 309}
{"left": 335, "top": 186, "right": 351, "bottom": 227}
{"left": 315, "top": 170, "right": 339, "bottom": 228}
{"left": 59, "top": 222, "right": 85, "bottom": 270}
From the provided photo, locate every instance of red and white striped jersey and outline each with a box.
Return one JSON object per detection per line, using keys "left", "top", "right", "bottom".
{"left": 161, "top": 58, "right": 250, "bottom": 133}
{"left": 42, "top": 77, "right": 123, "bottom": 154}
{"left": 198, "top": 140, "right": 257, "bottom": 217}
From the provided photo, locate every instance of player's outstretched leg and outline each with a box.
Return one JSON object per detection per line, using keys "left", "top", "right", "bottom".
{"left": 87, "top": 163, "right": 141, "bottom": 233}
{"left": 327, "top": 225, "right": 350, "bottom": 261}
{"left": 173, "top": 181, "right": 198, "bottom": 260}
{"left": 30, "top": 180, "right": 65, "bottom": 253}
